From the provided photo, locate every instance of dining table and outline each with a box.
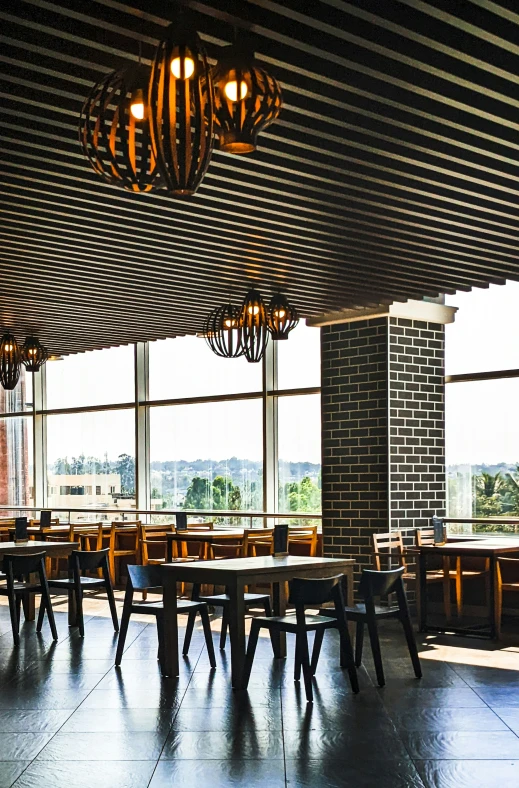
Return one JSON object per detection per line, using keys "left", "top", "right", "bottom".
{"left": 418, "top": 538, "right": 519, "bottom": 639}
{"left": 0, "top": 540, "right": 79, "bottom": 623}
{"left": 166, "top": 528, "right": 245, "bottom": 561}
{"left": 161, "top": 554, "right": 355, "bottom": 688}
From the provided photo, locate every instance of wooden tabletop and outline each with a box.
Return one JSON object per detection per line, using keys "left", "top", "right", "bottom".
{"left": 418, "top": 539, "right": 519, "bottom": 556}
{"left": 167, "top": 529, "right": 244, "bottom": 542}
{"left": 163, "top": 554, "right": 354, "bottom": 578}
{"left": 0, "top": 540, "right": 79, "bottom": 555}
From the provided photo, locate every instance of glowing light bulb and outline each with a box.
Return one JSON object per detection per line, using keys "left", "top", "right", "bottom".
{"left": 224, "top": 79, "right": 248, "bottom": 102}
{"left": 171, "top": 56, "right": 195, "bottom": 79}
{"left": 248, "top": 305, "right": 260, "bottom": 316}
{"left": 130, "top": 101, "right": 145, "bottom": 120}
{"left": 274, "top": 309, "right": 286, "bottom": 319}
{"left": 224, "top": 318, "right": 234, "bottom": 328}
{"left": 6, "top": 344, "right": 13, "bottom": 351}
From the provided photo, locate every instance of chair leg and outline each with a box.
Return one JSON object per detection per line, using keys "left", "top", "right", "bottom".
{"left": 36, "top": 595, "right": 46, "bottom": 633}
{"left": 242, "top": 618, "right": 261, "bottom": 690}
{"left": 219, "top": 606, "right": 229, "bottom": 650}
{"left": 75, "top": 583, "right": 85, "bottom": 638}
{"left": 41, "top": 578, "right": 58, "bottom": 641}
{"left": 294, "top": 632, "right": 302, "bottom": 682}
{"left": 8, "top": 591, "right": 20, "bottom": 646}
{"left": 355, "top": 621, "right": 364, "bottom": 667}
{"left": 442, "top": 556, "right": 452, "bottom": 621}
{"left": 337, "top": 619, "right": 360, "bottom": 694}
{"left": 310, "top": 628, "right": 324, "bottom": 675}
{"left": 455, "top": 556, "right": 463, "bottom": 618}
{"left": 199, "top": 606, "right": 217, "bottom": 669}
{"left": 103, "top": 564, "right": 119, "bottom": 633}
{"left": 182, "top": 609, "right": 197, "bottom": 656}
{"left": 115, "top": 597, "right": 132, "bottom": 666}
{"left": 15, "top": 596, "right": 22, "bottom": 629}
{"left": 298, "top": 629, "right": 313, "bottom": 703}
{"left": 400, "top": 609, "right": 422, "bottom": 680}
{"left": 366, "top": 615, "right": 385, "bottom": 687}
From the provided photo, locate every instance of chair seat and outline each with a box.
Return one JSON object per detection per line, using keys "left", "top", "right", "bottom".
{"left": 199, "top": 592, "right": 270, "bottom": 606}
{"left": 502, "top": 583, "right": 519, "bottom": 591}
{"left": 343, "top": 603, "right": 400, "bottom": 620}
{"left": 251, "top": 613, "right": 338, "bottom": 633}
{"left": 48, "top": 576, "right": 106, "bottom": 589}
{"left": 0, "top": 582, "right": 41, "bottom": 595}
{"left": 129, "top": 599, "right": 208, "bottom": 616}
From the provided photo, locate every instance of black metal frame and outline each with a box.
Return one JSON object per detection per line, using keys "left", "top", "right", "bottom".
{"left": 0, "top": 332, "right": 21, "bottom": 391}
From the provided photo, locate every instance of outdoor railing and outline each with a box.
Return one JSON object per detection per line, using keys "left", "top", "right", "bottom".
{"left": 443, "top": 517, "right": 519, "bottom": 536}
{"left": 0, "top": 504, "right": 322, "bottom": 530}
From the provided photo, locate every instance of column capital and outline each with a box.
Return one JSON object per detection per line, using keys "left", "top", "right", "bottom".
{"left": 307, "top": 299, "right": 457, "bottom": 327}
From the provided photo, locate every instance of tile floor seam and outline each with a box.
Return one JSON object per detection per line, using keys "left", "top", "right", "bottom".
{"left": 469, "top": 685, "right": 519, "bottom": 740}
{"left": 145, "top": 625, "right": 207, "bottom": 788}
{"left": 7, "top": 616, "right": 148, "bottom": 787}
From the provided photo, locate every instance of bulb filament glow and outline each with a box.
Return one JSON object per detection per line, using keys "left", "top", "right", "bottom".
{"left": 224, "top": 79, "right": 248, "bottom": 102}
{"left": 171, "top": 56, "right": 195, "bottom": 79}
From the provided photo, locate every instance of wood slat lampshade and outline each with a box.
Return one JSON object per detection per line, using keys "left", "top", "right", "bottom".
{"left": 80, "top": 63, "right": 162, "bottom": 194}
{"left": 213, "top": 42, "right": 283, "bottom": 154}
{"left": 149, "top": 16, "right": 214, "bottom": 197}
{"left": 21, "top": 337, "right": 49, "bottom": 372}
{"left": 240, "top": 288, "right": 269, "bottom": 363}
{"left": 204, "top": 302, "right": 244, "bottom": 359}
{"left": 268, "top": 293, "right": 299, "bottom": 340}
{"left": 0, "top": 333, "right": 21, "bottom": 391}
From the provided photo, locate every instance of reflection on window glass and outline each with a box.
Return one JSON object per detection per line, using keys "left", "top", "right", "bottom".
{"left": 0, "top": 368, "right": 32, "bottom": 414}
{"left": 0, "top": 416, "right": 33, "bottom": 508}
{"left": 446, "top": 378, "right": 519, "bottom": 534}
{"left": 149, "top": 399, "right": 263, "bottom": 514}
{"left": 277, "top": 394, "right": 321, "bottom": 517}
{"left": 46, "top": 410, "right": 135, "bottom": 514}
{"left": 446, "top": 282, "right": 519, "bottom": 375}
{"left": 46, "top": 346, "right": 134, "bottom": 410}
{"left": 149, "top": 336, "right": 262, "bottom": 400}
{"left": 276, "top": 322, "right": 321, "bottom": 390}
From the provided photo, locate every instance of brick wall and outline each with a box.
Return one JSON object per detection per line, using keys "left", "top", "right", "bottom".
{"left": 321, "top": 318, "right": 389, "bottom": 576}
{"left": 321, "top": 315, "right": 446, "bottom": 580}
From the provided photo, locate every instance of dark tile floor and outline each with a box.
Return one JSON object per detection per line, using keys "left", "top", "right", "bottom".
{"left": 0, "top": 593, "right": 518, "bottom": 787}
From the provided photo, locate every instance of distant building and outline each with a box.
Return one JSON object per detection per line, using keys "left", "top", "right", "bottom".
{"left": 48, "top": 473, "right": 122, "bottom": 511}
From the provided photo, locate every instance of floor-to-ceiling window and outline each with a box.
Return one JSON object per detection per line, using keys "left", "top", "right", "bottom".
{"left": 446, "top": 281, "right": 519, "bottom": 534}
{"left": 0, "top": 324, "right": 322, "bottom": 521}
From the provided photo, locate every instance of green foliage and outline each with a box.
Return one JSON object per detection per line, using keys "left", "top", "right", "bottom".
{"left": 183, "top": 475, "right": 244, "bottom": 511}
{"left": 279, "top": 475, "right": 321, "bottom": 513}
{"left": 470, "top": 467, "right": 519, "bottom": 533}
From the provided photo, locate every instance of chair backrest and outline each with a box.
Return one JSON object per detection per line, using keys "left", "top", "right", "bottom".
{"left": 288, "top": 574, "right": 344, "bottom": 607}
{"left": 70, "top": 548, "right": 109, "bottom": 573}
{"left": 241, "top": 528, "right": 274, "bottom": 557}
{"left": 372, "top": 531, "right": 406, "bottom": 571}
{"left": 185, "top": 522, "right": 214, "bottom": 531}
{"left": 141, "top": 524, "right": 173, "bottom": 540}
{"left": 359, "top": 566, "right": 406, "bottom": 600}
{"left": 110, "top": 520, "right": 141, "bottom": 550}
{"left": 2, "top": 551, "right": 46, "bottom": 578}
{"left": 288, "top": 525, "right": 318, "bottom": 556}
{"left": 29, "top": 518, "right": 59, "bottom": 529}
{"left": 415, "top": 528, "right": 435, "bottom": 547}
{"left": 127, "top": 563, "right": 163, "bottom": 591}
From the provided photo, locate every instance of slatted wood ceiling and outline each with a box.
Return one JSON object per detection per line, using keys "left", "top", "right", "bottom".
{"left": 1, "top": 0, "right": 519, "bottom": 354}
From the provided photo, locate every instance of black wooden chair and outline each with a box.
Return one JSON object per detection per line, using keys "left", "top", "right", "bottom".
{"left": 340, "top": 566, "right": 422, "bottom": 687}
{"left": 243, "top": 574, "right": 359, "bottom": 702}
{"left": 46, "top": 548, "right": 119, "bottom": 638}
{"left": 0, "top": 552, "right": 57, "bottom": 646}
{"left": 115, "top": 564, "right": 216, "bottom": 672}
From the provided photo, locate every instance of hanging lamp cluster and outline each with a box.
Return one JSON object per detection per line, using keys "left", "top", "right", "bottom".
{"left": 0, "top": 334, "right": 49, "bottom": 390}
{"left": 80, "top": 12, "right": 282, "bottom": 197}
{"left": 204, "top": 289, "right": 299, "bottom": 363}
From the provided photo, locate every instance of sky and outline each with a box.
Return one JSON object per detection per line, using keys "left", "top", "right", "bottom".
{"left": 44, "top": 323, "right": 322, "bottom": 466}
{"left": 445, "top": 281, "right": 519, "bottom": 466}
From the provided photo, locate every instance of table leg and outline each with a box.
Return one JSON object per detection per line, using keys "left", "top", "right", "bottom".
{"left": 272, "top": 581, "right": 287, "bottom": 658}
{"left": 23, "top": 593, "right": 36, "bottom": 621}
{"left": 228, "top": 578, "right": 246, "bottom": 689}
{"left": 68, "top": 588, "right": 77, "bottom": 626}
{"left": 489, "top": 555, "right": 498, "bottom": 640}
{"left": 419, "top": 552, "right": 427, "bottom": 632}
{"left": 162, "top": 568, "right": 179, "bottom": 677}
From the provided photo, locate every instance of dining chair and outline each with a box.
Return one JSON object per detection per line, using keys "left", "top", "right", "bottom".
{"left": 496, "top": 557, "right": 519, "bottom": 639}
{"left": 288, "top": 525, "right": 318, "bottom": 557}
{"left": 46, "top": 548, "right": 119, "bottom": 637}
{"left": 141, "top": 523, "right": 195, "bottom": 598}
{"left": 106, "top": 521, "right": 141, "bottom": 585}
{"left": 243, "top": 574, "right": 359, "bottom": 702}
{"left": 0, "top": 552, "right": 57, "bottom": 646}
{"left": 194, "top": 529, "right": 275, "bottom": 650}
{"left": 340, "top": 566, "right": 422, "bottom": 688}
{"left": 115, "top": 564, "right": 216, "bottom": 672}
{"left": 373, "top": 530, "right": 454, "bottom": 620}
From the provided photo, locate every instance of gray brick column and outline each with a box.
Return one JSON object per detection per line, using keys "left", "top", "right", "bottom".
{"left": 318, "top": 302, "right": 455, "bottom": 581}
